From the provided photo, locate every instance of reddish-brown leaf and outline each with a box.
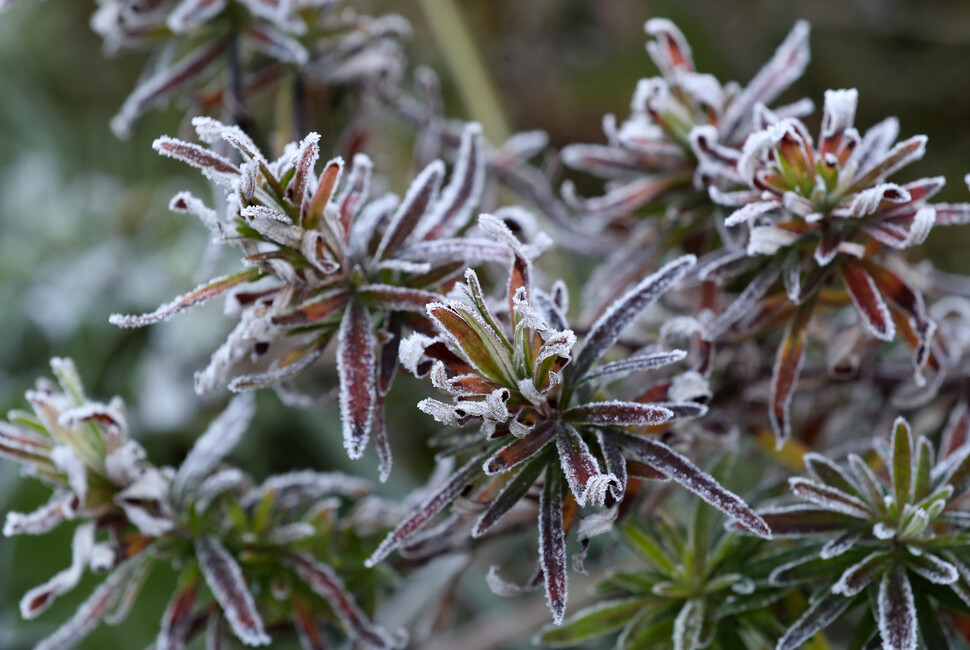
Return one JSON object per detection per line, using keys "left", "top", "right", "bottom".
{"left": 337, "top": 300, "right": 376, "bottom": 459}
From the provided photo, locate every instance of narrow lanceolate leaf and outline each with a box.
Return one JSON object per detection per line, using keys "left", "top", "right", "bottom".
{"left": 287, "top": 553, "right": 403, "bottom": 649}
{"left": 755, "top": 505, "right": 856, "bottom": 536}
{"left": 474, "top": 452, "right": 548, "bottom": 537}
{"left": 273, "top": 291, "right": 349, "bottom": 327}
{"left": 562, "top": 401, "right": 674, "bottom": 428}
{"left": 804, "top": 453, "right": 861, "bottom": 499}
{"left": 672, "top": 599, "right": 704, "bottom": 650}
{"left": 358, "top": 285, "right": 440, "bottom": 313}
{"left": 109, "top": 269, "right": 260, "bottom": 328}
{"left": 172, "top": 395, "right": 254, "bottom": 506}
{"left": 769, "top": 296, "right": 814, "bottom": 443}
{"left": 907, "top": 551, "right": 958, "bottom": 584}
{"left": 891, "top": 417, "right": 913, "bottom": 508}
{"left": 167, "top": 0, "right": 228, "bottom": 32}
{"left": 337, "top": 300, "right": 376, "bottom": 459}
{"left": 366, "top": 454, "right": 484, "bottom": 568}
{"left": 305, "top": 157, "right": 343, "bottom": 231}
{"left": 776, "top": 591, "right": 853, "bottom": 650}
{"left": 842, "top": 259, "right": 895, "bottom": 341}
{"left": 619, "top": 521, "right": 676, "bottom": 575}
{"left": 34, "top": 557, "right": 149, "bottom": 650}
{"left": 539, "top": 466, "right": 568, "bottom": 624}
{"left": 427, "top": 302, "right": 514, "bottom": 383}
{"left": 535, "top": 597, "right": 649, "bottom": 647}
{"left": 788, "top": 478, "right": 873, "bottom": 519}
{"left": 194, "top": 537, "right": 270, "bottom": 647}
{"left": 579, "top": 349, "right": 687, "bottom": 385}
{"left": 571, "top": 255, "right": 696, "bottom": 381}
{"left": 878, "top": 568, "right": 917, "bottom": 650}
{"left": 483, "top": 420, "right": 558, "bottom": 475}
{"left": 375, "top": 160, "right": 444, "bottom": 261}
{"left": 615, "top": 433, "right": 771, "bottom": 538}
{"left": 418, "top": 123, "right": 485, "bottom": 240}
{"left": 556, "top": 424, "right": 618, "bottom": 507}
{"left": 156, "top": 576, "right": 198, "bottom": 650}
{"left": 112, "top": 40, "right": 228, "bottom": 138}
{"left": 832, "top": 551, "right": 892, "bottom": 596}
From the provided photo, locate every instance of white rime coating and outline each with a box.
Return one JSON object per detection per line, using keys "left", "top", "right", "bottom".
{"left": 20, "top": 522, "right": 95, "bottom": 619}
{"left": 248, "top": 24, "right": 310, "bottom": 64}
{"left": 167, "top": 0, "right": 228, "bottom": 33}
{"left": 337, "top": 301, "right": 377, "bottom": 459}
{"left": 844, "top": 264, "right": 896, "bottom": 341}
{"left": 725, "top": 200, "right": 779, "bottom": 227}
{"left": 172, "top": 394, "right": 254, "bottom": 506}
{"left": 788, "top": 478, "right": 872, "bottom": 519}
{"left": 50, "top": 445, "right": 88, "bottom": 504}
{"left": 195, "top": 537, "right": 271, "bottom": 647}
{"left": 3, "top": 490, "right": 76, "bottom": 537}
{"left": 878, "top": 569, "right": 917, "bottom": 650}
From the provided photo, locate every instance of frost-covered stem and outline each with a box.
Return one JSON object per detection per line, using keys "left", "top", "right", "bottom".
{"left": 418, "top": 0, "right": 510, "bottom": 144}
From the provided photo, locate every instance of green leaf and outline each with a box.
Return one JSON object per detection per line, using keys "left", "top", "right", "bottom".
{"left": 892, "top": 417, "right": 913, "bottom": 509}
{"left": 534, "top": 597, "right": 651, "bottom": 647}
{"left": 620, "top": 521, "right": 677, "bottom": 576}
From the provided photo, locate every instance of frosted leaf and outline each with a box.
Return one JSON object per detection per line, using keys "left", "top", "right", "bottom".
{"left": 672, "top": 599, "right": 704, "bottom": 650}
{"left": 571, "top": 504, "right": 619, "bottom": 573}
{"left": 110, "top": 269, "right": 260, "bottom": 329}
{"left": 375, "top": 160, "right": 445, "bottom": 261}
{"left": 397, "top": 238, "right": 510, "bottom": 266}
{"left": 201, "top": 117, "right": 266, "bottom": 165}
{"left": 173, "top": 394, "right": 254, "bottom": 506}
{"left": 195, "top": 468, "right": 247, "bottom": 512}
{"left": 707, "top": 260, "right": 782, "bottom": 339}
{"left": 776, "top": 592, "right": 851, "bottom": 650}
{"left": 820, "top": 89, "right": 858, "bottom": 141}
{"left": 834, "top": 183, "right": 909, "bottom": 218}
{"left": 849, "top": 135, "right": 927, "bottom": 192}
{"left": 114, "top": 468, "right": 176, "bottom": 537}
{"left": 556, "top": 424, "right": 618, "bottom": 508}
{"left": 252, "top": 470, "right": 370, "bottom": 509}
{"left": 398, "top": 333, "right": 438, "bottom": 376}
{"left": 669, "top": 371, "right": 712, "bottom": 402}
{"left": 877, "top": 569, "right": 917, "bottom": 650}
{"left": 617, "top": 432, "right": 771, "bottom": 538}
{"left": 240, "top": 205, "right": 303, "bottom": 248}
{"left": 112, "top": 41, "right": 228, "bottom": 138}
{"left": 416, "top": 398, "right": 466, "bottom": 427}
{"left": 168, "top": 0, "right": 228, "bottom": 32}
{"left": 3, "top": 490, "right": 77, "bottom": 537}
{"left": 348, "top": 193, "right": 397, "bottom": 260}
{"left": 152, "top": 135, "right": 238, "bottom": 183}
{"left": 104, "top": 440, "right": 148, "bottom": 486}
{"left": 580, "top": 348, "right": 687, "bottom": 385}
{"left": 20, "top": 522, "right": 95, "bottom": 619}
{"left": 563, "top": 401, "right": 674, "bottom": 427}
{"left": 559, "top": 143, "right": 643, "bottom": 178}
{"left": 851, "top": 117, "right": 900, "bottom": 175}
{"left": 416, "top": 123, "right": 485, "bottom": 241}
{"left": 724, "top": 200, "right": 779, "bottom": 227}
{"left": 34, "top": 556, "right": 148, "bottom": 650}
{"left": 195, "top": 311, "right": 261, "bottom": 394}
{"left": 286, "top": 553, "right": 406, "bottom": 649}
{"left": 358, "top": 285, "right": 442, "bottom": 313}
{"left": 104, "top": 553, "right": 153, "bottom": 626}
{"left": 788, "top": 477, "right": 872, "bottom": 519}
{"left": 747, "top": 225, "right": 799, "bottom": 256}
{"left": 266, "top": 523, "right": 316, "bottom": 545}
{"left": 51, "top": 445, "right": 88, "bottom": 503}
{"left": 572, "top": 254, "right": 696, "bottom": 380}
{"left": 485, "top": 565, "right": 542, "bottom": 597}
{"left": 58, "top": 400, "right": 128, "bottom": 446}
{"left": 228, "top": 339, "right": 328, "bottom": 391}
{"left": 907, "top": 551, "right": 958, "bottom": 585}
{"left": 337, "top": 300, "right": 377, "bottom": 459}
{"left": 157, "top": 579, "right": 198, "bottom": 650}
{"left": 195, "top": 537, "right": 271, "bottom": 647}
{"left": 830, "top": 551, "right": 889, "bottom": 596}
{"left": 247, "top": 24, "right": 310, "bottom": 64}
{"left": 538, "top": 467, "right": 568, "bottom": 624}
{"left": 842, "top": 261, "right": 895, "bottom": 341}
{"left": 89, "top": 543, "right": 116, "bottom": 573}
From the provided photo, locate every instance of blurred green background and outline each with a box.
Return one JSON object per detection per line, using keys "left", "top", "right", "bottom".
{"left": 1, "top": 1, "right": 970, "bottom": 647}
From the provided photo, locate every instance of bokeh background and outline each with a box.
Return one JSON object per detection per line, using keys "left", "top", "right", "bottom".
{"left": 1, "top": 1, "right": 969, "bottom": 647}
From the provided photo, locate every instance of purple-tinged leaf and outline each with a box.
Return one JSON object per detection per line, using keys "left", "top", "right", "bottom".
{"left": 831, "top": 551, "right": 891, "bottom": 596}
{"left": 851, "top": 117, "right": 899, "bottom": 175}
{"left": 112, "top": 40, "right": 228, "bottom": 138}
{"left": 358, "top": 285, "right": 440, "bottom": 313}
{"left": 397, "top": 238, "right": 510, "bottom": 267}
{"left": 336, "top": 154, "right": 373, "bottom": 240}
{"left": 848, "top": 135, "right": 927, "bottom": 194}
{"left": 563, "top": 175, "right": 686, "bottom": 223}
{"left": 418, "top": 123, "right": 485, "bottom": 240}
{"left": 109, "top": 269, "right": 260, "bottom": 328}
{"left": 562, "top": 401, "right": 673, "bottom": 427}
{"left": 707, "top": 259, "right": 782, "bottom": 340}
{"left": 571, "top": 254, "right": 696, "bottom": 381}
{"left": 769, "top": 296, "right": 814, "bottom": 443}
{"left": 366, "top": 454, "right": 484, "bottom": 568}
{"left": 337, "top": 300, "right": 376, "bottom": 459}
{"left": 941, "top": 401, "right": 970, "bottom": 459}
{"left": 246, "top": 24, "right": 309, "bottom": 64}
{"left": 286, "top": 553, "right": 404, "bottom": 649}
{"left": 776, "top": 591, "right": 852, "bottom": 650}
{"left": 156, "top": 572, "right": 198, "bottom": 650}
{"left": 21, "top": 522, "right": 95, "bottom": 619}
{"left": 0, "top": 420, "right": 52, "bottom": 465}
{"left": 172, "top": 395, "right": 253, "bottom": 507}
{"left": 273, "top": 291, "right": 349, "bottom": 327}
{"left": 560, "top": 143, "right": 647, "bottom": 177}
{"left": 375, "top": 160, "right": 444, "bottom": 260}
{"left": 34, "top": 556, "right": 149, "bottom": 650}
{"left": 788, "top": 477, "right": 872, "bottom": 519}
{"left": 615, "top": 432, "right": 771, "bottom": 538}
{"left": 473, "top": 452, "right": 547, "bottom": 538}
{"left": 152, "top": 135, "right": 238, "bottom": 179}
{"left": 720, "top": 20, "right": 811, "bottom": 143}
{"left": 934, "top": 202, "right": 970, "bottom": 226}
{"left": 820, "top": 531, "right": 862, "bottom": 559}
{"left": 539, "top": 465, "right": 568, "bottom": 624}
{"left": 842, "top": 259, "right": 895, "bottom": 341}
{"left": 195, "top": 537, "right": 270, "bottom": 647}
{"left": 483, "top": 420, "right": 557, "bottom": 475}
{"left": 597, "top": 432, "right": 627, "bottom": 502}
{"left": 804, "top": 453, "right": 861, "bottom": 498}
{"left": 3, "top": 490, "right": 78, "bottom": 537}
{"left": 878, "top": 568, "right": 917, "bottom": 650}
{"left": 288, "top": 132, "right": 320, "bottom": 210}
{"left": 724, "top": 200, "right": 778, "bottom": 227}
{"left": 579, "top": 349, "right": 686, "bottom": 385}
{"left": 556, "top": 424, "right": 619, "bottom": 507}
{"left": 167, "top": 0, "right": 227, "bottom": 32}
{"left": 907, "top": 551, "right": 958, "bottom": 585}
{"left": 753, "top": 504, "right": 856, "bottom": 537}
{"left": 292, "top": 598, "right": 328, "bottom": 650}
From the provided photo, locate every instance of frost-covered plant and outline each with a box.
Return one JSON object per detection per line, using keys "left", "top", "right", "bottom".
{"left": 111, "top": 118, "right": 500, "bottom": 477}
{"left": 752, "top": 415, "right": 970, "bottom": 650}
{"left": 91, "top": 0, "right": 410, "bottom": 136}
{"left": 559, "top": 19, "right": 810, "bottom": 314}
{"left": 1, "top": 358, "right": 404, "bottom": 650}
{"left": 536, "top": 495, "right": 783, "bottom": 650}
{"left": 700, "top": 88, "right": 970, "bottom": 442}
{"left": 362, "top": 217, "right": 770, "bottom": 624}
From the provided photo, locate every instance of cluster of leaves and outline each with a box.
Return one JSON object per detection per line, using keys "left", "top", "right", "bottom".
{"left": 7, "top": 3, "right": 970, "bottom": 649}
{"left": 1, "top": 359, "right": 404, "bottom": 649}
